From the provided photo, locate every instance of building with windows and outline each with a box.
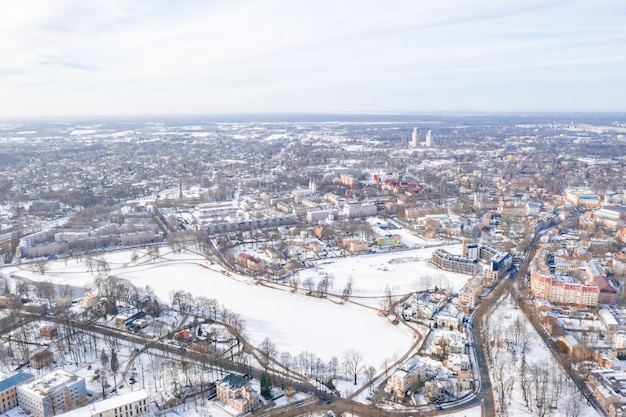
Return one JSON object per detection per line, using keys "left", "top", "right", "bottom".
{"left": 384, "top": 355, "right": 427, "bottom": 398}
{"left": 55, "top": 390, "right": 149, "bottom": 417}
{"left": 431, "top": 249, "right": 480, "bottom": 275}
{"left": 530, "top": 250, "right": 601, "bottom": 308}
{"left": 565, "top": 189, "right": 601, "bottom": 209}
{"left": 17, "top": 370, "right": 87, "bottom": 417}
{"left": 410, "top": 127, "right": 419, "bottom": 148}
{"left": 0, "top": 372, "right": 35, "bottom": 413}
{"left": 425, "top": 130, "right": 433, "bottom": 147}
{"left": 216, "top": 373, "right": 260, "bottom": 415}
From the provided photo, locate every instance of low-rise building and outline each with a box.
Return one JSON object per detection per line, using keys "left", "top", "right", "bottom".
{"left": 55, "top": 389, "right": 149, "bottom": 417}
{"left": 39, "top": 325, "right": 58, "bottom": 339}
{"left": 29, "top": 350, "right": 54, "bottom": 370}
{"left": 458, "top": 291, "right": 479, "bottom": 309}
{"left": 384, "top": 355, "right": 427, "bottom": 398}
{"left": 216, "top": 373, "right": 260, "bottom": 415}
{"left": 435, "top": 312, "right": 463, "bottom": 331}
{"left": 445, "top": 354, "right": 470, "bottom": 373}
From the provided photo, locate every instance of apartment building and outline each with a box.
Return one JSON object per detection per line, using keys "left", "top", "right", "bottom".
{"left": 431, "top": 249, "right": 480, "bottom": 275}
{"left": 17, "top": 370, "right": 87, "bottom": 417}
{"left": 529, "top": 249, "right": 616, "bottom": 308}
{"left": 0, "top": 372, "right": 35, "bottom": 413}
{"left": 55, "top": 389, "right": 149, "bottom": 417}
{"left": 530, "top": 271, "right": 600, "bottom": 308}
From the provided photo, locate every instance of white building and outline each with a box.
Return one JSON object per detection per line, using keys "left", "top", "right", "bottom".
{"left": 425, "top": 130, "right": 433, "bottom": 147}
{"left": 384, "top": 355, "right": 427, "bottom": 397}
{"left": 411, "top": 127, "right": 419, "bottom": 148}
{"left": 612, "top": 332, "right": 626, "bottom": 350}
{"left": 343, "top": 203, "right": 377, "bottom": 219}
{"left": 445, "top": 354, "right": 470, "bottom": 373}
{"left": 17, "top": 370, "right": 87, "bottom": 417}
{"left": 55, "top": 390, "right": 149, "bottom": 417}
{"left": 435, "top": 312, "right": 463, "bottom": 331}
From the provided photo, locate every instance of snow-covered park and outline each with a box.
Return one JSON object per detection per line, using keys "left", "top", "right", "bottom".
{"left": 2, "top": 243, "right": 471, "bottom": 373}
{"left": 484, "top": 294, "right": 597, "bottom": 417}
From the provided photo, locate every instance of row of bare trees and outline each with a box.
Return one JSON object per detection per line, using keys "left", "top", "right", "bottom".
{"left": 483, "top": 295, "right": 583, "bottom": 417}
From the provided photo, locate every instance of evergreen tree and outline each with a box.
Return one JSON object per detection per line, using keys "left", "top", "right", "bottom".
{"left": 260, "top": 372, "right": 272, "bottom": 400}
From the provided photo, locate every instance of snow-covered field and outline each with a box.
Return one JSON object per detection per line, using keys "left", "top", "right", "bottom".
{"left": 298, "top": 244, "right": 469, "bottom": 308}
{"left": 1, "top": 243, "right": 468, "bottom": 370}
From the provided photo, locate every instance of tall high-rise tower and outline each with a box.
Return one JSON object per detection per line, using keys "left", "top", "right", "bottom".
{"left": 410, "top": 127, "right": 419, "bottom": 148}
{"left": 425, "top": 130, "right": 433, "bottom": 147}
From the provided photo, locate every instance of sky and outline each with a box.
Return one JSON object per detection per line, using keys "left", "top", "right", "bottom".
{"left": 1, "top": 0, "right": 625, "bottom": 117}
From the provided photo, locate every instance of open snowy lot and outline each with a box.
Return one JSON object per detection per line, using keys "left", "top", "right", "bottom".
{"left": 298, "top": 243, "right": 470, "bottom": 308}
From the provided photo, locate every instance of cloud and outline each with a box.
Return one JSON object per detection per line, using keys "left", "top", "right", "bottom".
{"left": 0, "top": 0, "right": 625, "bottom": 116}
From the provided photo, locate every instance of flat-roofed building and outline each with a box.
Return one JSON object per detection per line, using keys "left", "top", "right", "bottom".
{"left": 17, "top": 370, "right": 87, "bottom": 417}
{"left": 55, "top": 390, "right": 149, "bottom": 417}
{"left": 0, "top": 372, "right": 35, "bottom": 413}
{"left": 431, "top": 249, "right": 479, "bottom": 275}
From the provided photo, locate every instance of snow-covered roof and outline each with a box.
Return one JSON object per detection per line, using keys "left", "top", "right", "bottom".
{"left": 56, "top": 390, "right": 148, "bottom": 417}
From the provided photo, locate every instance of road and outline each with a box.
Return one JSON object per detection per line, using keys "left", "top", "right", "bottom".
{"left": 7, "top": 220, "right": 576, "bottom": 417}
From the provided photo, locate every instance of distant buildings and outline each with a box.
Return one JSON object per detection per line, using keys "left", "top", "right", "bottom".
{"left": 19, "top": 221, "right": 162, "bottom": 259}
{"left": 565, "top": 189, "right": 601, "bottom": 209}
{"left": 409, "top": 127, "right": 434, "bottom": 148}
{"left": 425, "top": 130, "right": 433, "bottom": 148}
{"left": 430, "top": 242, "right": 511, "bottom": 283}
{"left": 411, "top": 127, "right": 419, "bottom": 148}
{"left": 529, "top": 248, "right": 618, "bottom": 308}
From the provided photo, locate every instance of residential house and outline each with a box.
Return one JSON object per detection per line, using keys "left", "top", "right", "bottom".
{"left": 384, "top": 355, "right": 427, "bottom": 398}
{"left": 216, "top": 374, "right": 260, "bottom": 415}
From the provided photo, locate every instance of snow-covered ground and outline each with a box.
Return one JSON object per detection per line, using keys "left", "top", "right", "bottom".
{"left": 298, "top": 244, "right": 469, "bottom": 308}
{"left": 1, "top": 244, "right": 471, "bottom": 369}
{"left": 485, "top": 294, "right": 597, "bottom": 417}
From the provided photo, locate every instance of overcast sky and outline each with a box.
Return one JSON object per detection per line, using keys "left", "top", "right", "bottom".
{"left": 1, "top": 0, "right": 625, "bottom": 117}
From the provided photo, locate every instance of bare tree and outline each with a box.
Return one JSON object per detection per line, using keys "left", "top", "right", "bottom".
{"left": 59, "top": 284, "right": 74, "bottom": 299}
{"left": 259, "top": 337, "right": 277, "bottom": 370}
{"left": 364, "top": 365, "right": 377, "bottom": 394}
{"left": 303, "top": 277, "right": 314, "bottom": 295}
{"left": 35, "top": 281, "right": 56, "bottom": 309}
{"left": 16, "top": 281, "right": 30, "bottom": 299}
{"left": 343, "top": 349, "right": 364, "bottom": 385}
{"left": 96, "top": 259, "right": 111, "bottom": 276}
{"left": 316, "top": 275, "right": 331, "bottom": 298}
{"left": 342, "top": 279, "right": 353, "bottom": 301}
{"left": 380, "top": 285, "right": 395, "bottom": 315}
{"left": 34, "top": 259, "right": 48, "bottom": 275}
{"left": 100, "top": 349, "right": 109, "bottom": 398}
